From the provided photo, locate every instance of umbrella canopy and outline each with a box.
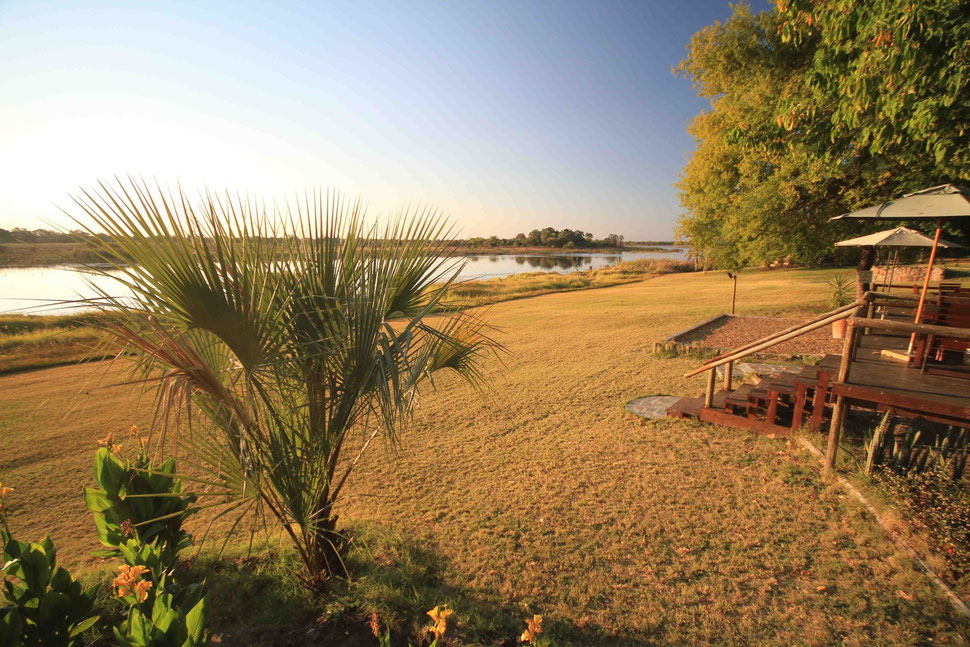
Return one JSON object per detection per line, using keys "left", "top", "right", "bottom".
{"left": 831, "top": 184, "right": 970, "bottom": 221}
{"left": 829, "top": 184, "right": 970, "bottom": 356}
{"left": 834, "top": 226, "right": 963, "bottom": 248}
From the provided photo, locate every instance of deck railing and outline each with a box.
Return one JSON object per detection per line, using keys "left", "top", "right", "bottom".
{"left": 683, "top": 291, "right": 917, "bottom": 408}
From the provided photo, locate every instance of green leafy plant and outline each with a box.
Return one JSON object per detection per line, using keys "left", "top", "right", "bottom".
{"left": 864, "top": 417, "right": 968, "bottom": 480}
{"left": 83, "top": 438, "right": 197, "bottom": 562}
{"left": 70, "top": 180, "right": 501, "bottom": 585}
{"left": 108, "top": 539, "right": 209, "bottom": 647}
{"left": 0, "top": 531, "right": 99, "bottom": 647}
{"left": 827, "top": 274, "right": 853, "bottom": 309}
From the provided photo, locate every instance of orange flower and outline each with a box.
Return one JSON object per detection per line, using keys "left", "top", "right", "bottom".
{"left": 111, "top": 443, "right": 123, "bottom": 457}
{"left": 426, "top": 605, "right": 453, "bottom": 640}
{"left": 369, "top": 611, "right": 380, "bottom": 638}
{"left": 132, "top": 578, "right": 153, "bottom": 603}
{"left": 112, "top": 564, "right": 151, "bottom": 601}
{"left": 97, "top": 433, "right": 114, "bottom": 448}
{"left": 120, "top": 519, "right": 136, "bottom": 538}
{"left": 128, "top": 425, "right": 140, "bottom": 436}
{"left": 520, "top": 615, "right": 542, "bottom": 643}
{"left": 0, "top": 483, "right": 12, "bottom": 498}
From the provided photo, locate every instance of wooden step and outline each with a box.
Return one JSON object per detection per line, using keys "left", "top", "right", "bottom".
{"left": 724, "top": 383, "right": 756, "bottom": 405}
{"left": 666, "top": 389, "right": 730, "bottom": 419}
{"left": 698, "top": 406, "right": 792, "bottom": 437}
{"left": 666, "top": 396, "right": 702, "bottom": 419}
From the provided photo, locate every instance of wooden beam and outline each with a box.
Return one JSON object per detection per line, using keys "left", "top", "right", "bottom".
{"left": 848, "top": 317, "right": 970, "bottom": 341}
{"left": 723, "top": 361, "right": 733, "bottom": 391}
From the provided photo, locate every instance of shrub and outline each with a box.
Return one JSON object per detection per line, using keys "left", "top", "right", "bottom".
{"left": 79, "top": 440, "right": 210, "bottom": 646}
{"left": 83, "top": 435, "right": 197, "bottom": 563}
{"left": 864, "top": 415, "right": 968, "bottom": 479}
{"left": 827, "top": 273, "right": 853, "bottom": 308}
{"left": 108, "top": 541, "right": 209, "bottom": 647}
{"left": 0, "top": 532, "right": 100, "bottom": 647}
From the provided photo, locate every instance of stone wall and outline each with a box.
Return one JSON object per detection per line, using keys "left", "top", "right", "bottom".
{"left": 872, "top": 264, "right": 946, "bottom": 284}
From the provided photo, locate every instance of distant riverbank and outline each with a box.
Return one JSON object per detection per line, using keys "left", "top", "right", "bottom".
{"left": 444, "top": 244, "right": 684, "bottom": 256}
{"left": 0, "top": 241, "right": 685, "bottom": 267}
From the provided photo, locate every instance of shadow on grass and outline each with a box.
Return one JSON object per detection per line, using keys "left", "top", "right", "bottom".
{"left": 182, "top": 522, "right": 646, "bottom": 647}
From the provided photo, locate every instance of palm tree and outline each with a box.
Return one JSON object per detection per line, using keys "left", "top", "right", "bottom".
{"left": 69, "top": 179, "right": 499, "bottom": 585}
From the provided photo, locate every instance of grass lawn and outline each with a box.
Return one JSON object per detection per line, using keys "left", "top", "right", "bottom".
{"left": 1, "top": 267, "right": 968, "bottom": 645}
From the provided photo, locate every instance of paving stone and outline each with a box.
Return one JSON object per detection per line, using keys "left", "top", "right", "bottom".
{"left": 625, "top": 395, "right": 682, "bottom": 419}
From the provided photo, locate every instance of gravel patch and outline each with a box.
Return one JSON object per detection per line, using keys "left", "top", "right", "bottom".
{"left": 677, "top": 315, "right": 842, "bottom": 357}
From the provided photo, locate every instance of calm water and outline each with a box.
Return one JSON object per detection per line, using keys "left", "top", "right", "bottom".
{"left": 0, "top": 247, "right": 686, "bottom": 315}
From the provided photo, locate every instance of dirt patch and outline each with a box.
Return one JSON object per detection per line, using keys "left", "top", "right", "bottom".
{"left": 676, "top": 315, "right": 843, "bottom": 357}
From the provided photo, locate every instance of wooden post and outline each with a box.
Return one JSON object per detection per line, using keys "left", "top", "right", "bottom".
{"left": 723, "top": 361, "right": 733, "bottom": 392}
{"left": 704, "top": 368, "right": 716, "bottom": 408}
{"left": 731, "top": 275, "right": 737, "bottom": 315}
{"left": 823, "top": 322, "right": 859, "bottom": 478}
{"left": 908, "top": 221, "right": 944, "bottom": 353}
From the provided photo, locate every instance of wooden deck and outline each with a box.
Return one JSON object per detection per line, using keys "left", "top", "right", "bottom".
{"left": 833, "top": 330, "right": 970, "bottom": 426}
{"left": 667, "top": 307, "right": 970, "bottom": 435}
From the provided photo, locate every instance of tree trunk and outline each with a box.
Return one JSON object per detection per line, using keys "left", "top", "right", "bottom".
{"left": 306, "top": 512, "right": 349, "bottom": 587}
{"left": 856, "top": 245, "right": 876, "bottom": 300}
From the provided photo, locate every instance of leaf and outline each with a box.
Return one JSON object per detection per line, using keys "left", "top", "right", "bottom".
{"left": 69, "top": 615, "right": 100, "bottom": 638}
{"left": 0, "top": 606, "right": 23, "bottom": 647}
{"left": 184, "top": 594, "right": 209, "bottom": 646}
{"left": 82, "top": 487, "right": 112, "bottom": 513}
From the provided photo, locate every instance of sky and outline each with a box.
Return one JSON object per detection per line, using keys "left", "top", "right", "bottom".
{"left": 0, "top": 0, "right": 771, "bottom": 239}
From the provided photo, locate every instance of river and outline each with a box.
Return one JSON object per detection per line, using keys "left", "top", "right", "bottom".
{"left": 0, "top": 247, "right": 687, "bottom": 314}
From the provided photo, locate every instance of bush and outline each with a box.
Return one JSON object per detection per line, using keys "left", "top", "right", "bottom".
{"left": 83, "top": 435, "right": 197, "bottom": 562}
{"left": 108, "top": 540, "right": 209, "bottom": 647}
{"left": 0, "top": 532, "right": 100, "bottom": 647}
{"left": 83, "top": 441, "right": 210, "bottom": 646}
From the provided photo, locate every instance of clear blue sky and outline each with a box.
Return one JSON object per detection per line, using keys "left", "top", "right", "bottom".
{"left": 0, "top": 0, "right": 770, "bottom": 239}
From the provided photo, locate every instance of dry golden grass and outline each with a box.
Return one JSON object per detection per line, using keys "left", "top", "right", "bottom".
{"left": 1, "top": 267, "right": 968, "bottom": 645}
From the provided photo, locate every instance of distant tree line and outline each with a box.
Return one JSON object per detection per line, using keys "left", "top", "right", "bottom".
{"left": 0, "top": 228, "right": 104, "bottom": 243}
{"left": 455, "top": 227, "right": 625, "bottom": 250}
{"left": 676, "top": 1, "right": 970, "bottom": 269}
{"left": 1, "top": 227, "right": 629, "bottom": 254}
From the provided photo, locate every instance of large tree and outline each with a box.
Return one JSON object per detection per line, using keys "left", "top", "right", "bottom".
{"left": 675, "top": 1, "right": 969, "bottom": 269}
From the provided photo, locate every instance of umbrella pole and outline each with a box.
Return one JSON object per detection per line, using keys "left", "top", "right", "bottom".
{"left": 907, "top": 222, "right": 944, "bottom": 354}
{"left": 886, "top": 249, "right": 898, "bottom": 292}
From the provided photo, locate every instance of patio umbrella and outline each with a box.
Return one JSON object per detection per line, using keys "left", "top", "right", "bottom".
{"left": 834, "top": 226, "right": 963, "bottom": 292}
{"left": 832, "top": 184, "right": 970, "bottom": 352}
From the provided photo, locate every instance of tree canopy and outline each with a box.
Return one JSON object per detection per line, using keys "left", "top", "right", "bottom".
{"left": 675, "top": 1, "right": 969, "bottom": 269}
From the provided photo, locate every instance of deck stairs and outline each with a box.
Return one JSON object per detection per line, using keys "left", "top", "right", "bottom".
{"left": 666, "top": 355, "right": 841, "bottom": 436}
